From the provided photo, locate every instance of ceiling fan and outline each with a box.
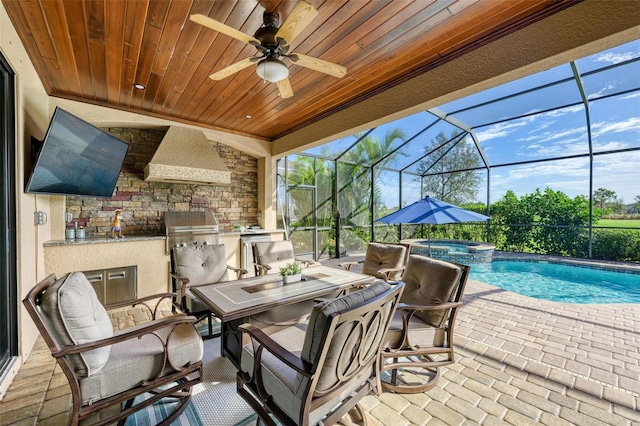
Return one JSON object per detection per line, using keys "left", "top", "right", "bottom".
{"left": 190, "top": 1, "right": 346, "bottom": 99}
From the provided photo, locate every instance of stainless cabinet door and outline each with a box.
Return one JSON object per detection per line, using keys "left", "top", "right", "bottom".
{"left": 106, "top": 267, "right": 137, "bottom": 304}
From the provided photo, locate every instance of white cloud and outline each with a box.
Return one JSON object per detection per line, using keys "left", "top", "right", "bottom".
{"left": 592, "top": 152, "right": 640, "bottom": 202}
{"left": 594, "top": 51, "right": 638, "bottom": 64}
{"left": 592, "top": 140, "right": 630, "bottom": 151}
{"left": 475, "top": 105, "right": 584, "bottom": 144}
{"left": 489, "top": 151, "right": 640, "bottom": 203}
{"left": 507, "top": 160, "right": 589, "bottom": 180}
{"left": 591, "top": 116, "right": 640, "bottom": 138}
{"left": 544, "top": 105, "right": 584, "bottom": 116}
{"left": 475, "top": 121, "right": 526, "bottom": 141}
{"left": 588, "top": 83, "right": 617, "bottom": 99}
{"left": 534, "top": 126, "right": 587, "bottom": 143}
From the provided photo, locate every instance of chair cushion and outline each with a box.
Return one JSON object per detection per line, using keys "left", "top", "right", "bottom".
{"left": 80, "top": 322, "right": 203, "bottom": 405}
{"left": 40, "top": 272, "right": 113, "bottom": 377}
{"left": 253, "top": 241, "right": 295, "bottom": 275}
{"left": 401, "top": 255, "right": 462, "bottom": 328}
{"left": 173, "top": 244, "right": 229, "bottom": 287}
{"left": 241, "top": 323, "right": 307, "bottom": 412}
{"left": 385, "top": 311, "right": 445, "bottom": 348}
{"left": 362, "top": 242, "right": 406, "bottom": 281}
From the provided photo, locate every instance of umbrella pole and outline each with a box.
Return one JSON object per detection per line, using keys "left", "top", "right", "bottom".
{"left": 428, "top": 226, "right": 432, "bottom": 257}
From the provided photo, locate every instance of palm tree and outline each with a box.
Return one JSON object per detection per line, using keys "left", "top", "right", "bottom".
{"left": 339, "top": 129, "right": 406, "bottom": 226}
{"left": 284, "top": 128, "right": 406, "bottom": 255}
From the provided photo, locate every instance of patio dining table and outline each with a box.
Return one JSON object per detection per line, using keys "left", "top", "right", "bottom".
{"left": 191, "top": 264, "right": 374, "bottom": 367}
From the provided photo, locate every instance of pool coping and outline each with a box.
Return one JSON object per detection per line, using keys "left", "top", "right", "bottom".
{"left": 401, "top": 238, "right": 496, "bottom": 251}
{"left": 492, "top": 251, "right": 640, "bottom": 275}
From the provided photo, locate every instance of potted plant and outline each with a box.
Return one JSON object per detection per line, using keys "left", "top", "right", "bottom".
{"left": 279, "top": 262, "right": 303, "bottom": 284}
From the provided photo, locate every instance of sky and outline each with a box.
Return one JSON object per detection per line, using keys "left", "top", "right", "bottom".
{"left": 300, "top": 39, "right": 640, "bottom": 209}
{"left": 371, "top": 39, "right": 640, "bottom": 208}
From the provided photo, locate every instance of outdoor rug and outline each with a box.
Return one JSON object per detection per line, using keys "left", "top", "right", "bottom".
{"left": 125, "top": 337, "right": 258, "bottom": 426}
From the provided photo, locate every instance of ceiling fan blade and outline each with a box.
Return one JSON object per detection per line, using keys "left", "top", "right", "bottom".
{"left": 277, "top": 78, "right": 294, "bottom": 98}
{"left": 290, "top": 53, "right": 346, "bottom": 78}
{"left": 209, "top": 57, "right": 256, "bottom": 80}
{"left": 190, "top": 14, "right": 260, "bottom": 46}
{"left": 275, "top": 1, "right": 318, "bottom": 47}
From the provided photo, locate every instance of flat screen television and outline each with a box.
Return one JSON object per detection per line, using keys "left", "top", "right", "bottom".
{"left": 25, "top": 107, "right": 129, "bottom": 197}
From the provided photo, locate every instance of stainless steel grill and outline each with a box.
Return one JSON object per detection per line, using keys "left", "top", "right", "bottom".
{"left": 164, "top": 211, "right": 219, "bottom": 254}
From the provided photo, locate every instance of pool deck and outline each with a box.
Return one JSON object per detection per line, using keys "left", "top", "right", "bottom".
{"left": 0, "top": 256, "right": 638, "bottom": 425}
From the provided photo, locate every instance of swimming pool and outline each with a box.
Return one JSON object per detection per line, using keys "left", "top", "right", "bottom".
{"left": 469, "top": 260, "right": 640, "bottom": 303}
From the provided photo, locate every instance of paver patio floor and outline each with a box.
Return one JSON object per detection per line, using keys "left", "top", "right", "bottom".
{"left": 1, "top": 259, "right": 638, "bottom": 425}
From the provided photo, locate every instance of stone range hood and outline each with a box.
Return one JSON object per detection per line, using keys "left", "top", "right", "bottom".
{"left": 144, "top": 126, "right": 231, "bottom": 185}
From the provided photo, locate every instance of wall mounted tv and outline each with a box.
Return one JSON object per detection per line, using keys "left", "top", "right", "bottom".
{"left": 25, "top": 107, "right": 129, "bottom": 197}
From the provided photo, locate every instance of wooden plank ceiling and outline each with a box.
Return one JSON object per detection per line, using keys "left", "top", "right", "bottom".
{"left": 3, "top": 0, "right": 579, "bottom": 141}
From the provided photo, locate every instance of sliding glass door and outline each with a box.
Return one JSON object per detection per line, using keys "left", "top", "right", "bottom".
{"left": 0, "top": 53, "right": 17, "bottom": 377}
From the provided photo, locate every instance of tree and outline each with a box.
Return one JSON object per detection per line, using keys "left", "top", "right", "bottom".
{"left": 416, "top": 131, "right": 482, "bottom": 205}
{"left": 634, "top": 195, "right": 640, "bottom": 213}
{"left": 491, "top": 188, "right": 593, "bottom": 256}
{"left": 530, "top": 188, "right": 590, "bottom": 256}
{"left": 491, "top": 190, "right": 537, "bottom": 252}
{"left": 593, "top": 187, "right": 624, "bottom": 213}
{"left": 286, "top": 129, "right": 406, "bottom": 253}
{"left": 339, "top": 129, "right": 406, "bottom": 226}
{"left": 286, "top": 156, "right": 333, "bottom": 228}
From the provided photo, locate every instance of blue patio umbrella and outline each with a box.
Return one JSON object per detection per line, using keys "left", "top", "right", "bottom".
{"left": 377, "top": 195, "right": 490, "bottom": 255}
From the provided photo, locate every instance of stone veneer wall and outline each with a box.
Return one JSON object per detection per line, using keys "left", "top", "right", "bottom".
{"left": 66, "top": 128, "right": 258, "bottom": 236}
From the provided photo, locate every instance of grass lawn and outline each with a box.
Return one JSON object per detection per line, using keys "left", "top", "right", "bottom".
{"left": 596, "top": 219, "right": 640, "bottom": 228}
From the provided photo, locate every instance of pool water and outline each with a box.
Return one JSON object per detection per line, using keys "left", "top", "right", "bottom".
{"left": 469, "top": 260, "right": 640, "bottom": 303}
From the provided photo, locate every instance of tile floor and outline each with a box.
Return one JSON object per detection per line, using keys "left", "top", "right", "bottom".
{"left": 1, "top": 258, "right": 639, "bottom": 425}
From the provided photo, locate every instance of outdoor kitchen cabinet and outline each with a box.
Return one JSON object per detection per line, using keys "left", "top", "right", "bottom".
{"left": 83, "top": 266, "right": 137, "bottom": 305}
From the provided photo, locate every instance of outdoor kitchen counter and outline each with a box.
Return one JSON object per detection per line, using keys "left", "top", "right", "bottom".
{"left": 44, "top": 237, "right": 169, "bottom": 298}
{"left": 43, "top": 229, "right": 286, "bottom": 246}
{"left": 43, "top": 230, "right": 285, "bottom": 297}
{"left": 43, "top": 234, "right": 165, "bottom": 246}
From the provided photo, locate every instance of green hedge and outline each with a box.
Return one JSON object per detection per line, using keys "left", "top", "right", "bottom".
{"left": 591, "top": 229, "right": 640, "bottom": 262}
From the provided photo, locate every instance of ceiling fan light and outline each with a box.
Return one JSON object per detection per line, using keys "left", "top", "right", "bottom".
{"left": 256, "top": 58, "right": 289, "bottom": 82}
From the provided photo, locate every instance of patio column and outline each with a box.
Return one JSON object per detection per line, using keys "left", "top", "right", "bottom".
{"left": 258, "top": 156, "right": 277, "bottom": 230}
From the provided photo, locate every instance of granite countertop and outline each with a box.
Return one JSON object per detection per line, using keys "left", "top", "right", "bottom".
{"left": 44, "top": 229, "right": 286, "bottom": 247}
{"left": 44, "top": 235, "right": 166, "bottom": 247}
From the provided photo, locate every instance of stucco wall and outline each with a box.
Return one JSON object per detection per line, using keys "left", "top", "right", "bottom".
{"left": 1, "top": 0, "right": 52, "bottom": 395}
{"left": 44, "top": 239, "right": 169, "bottom": 298}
